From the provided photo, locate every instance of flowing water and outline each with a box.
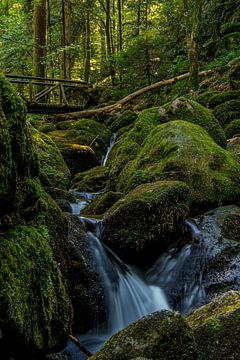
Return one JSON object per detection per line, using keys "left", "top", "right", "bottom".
{"left": 101, "top": 133, "right": 117, "bottom": 166}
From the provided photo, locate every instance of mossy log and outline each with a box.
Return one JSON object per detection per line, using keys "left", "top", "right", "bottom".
{"left": 55, "top": 70, "right": 214, "bottom": 120}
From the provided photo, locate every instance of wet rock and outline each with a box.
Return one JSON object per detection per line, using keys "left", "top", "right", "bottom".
{"left": 55, "top": 199, "right": 72, "bottom": 213}
{"left": 102, "top": 180, "right": 190, "bottom": 267}
{"left": 187, "top": 291, "right": 240, "bottom": 360}
{"left": 90, "top": 311, "right": 200, "bottom": 360}
{"left": 82, "top": 191, "right": 123, "bottom": 215}
{"left": 72, "top": 166, "right": 109, "bottom": 192}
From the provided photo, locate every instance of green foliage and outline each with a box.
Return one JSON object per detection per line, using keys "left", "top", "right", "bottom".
{"left": 225, "top": 119, "right": 240, "bottom": 139}
{"left": 213, "top": 100, "right": 240, "bottom": 127}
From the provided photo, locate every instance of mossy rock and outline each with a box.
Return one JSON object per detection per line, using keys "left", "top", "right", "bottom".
{"left": 60, "top": 144, "right": 99, "bottom": 176}
{"left": 160, "top": 97, "right": 226, "bottom": 147}
{"left": 102, "top": 181, "right": 190, "bottom": 266}
{"left": 229, "top": 61, "right": 240, "bottom": 90}
{"left": 221, "top": 208, "right": 240, "bottom": 241}
{"left": 110, "top": 109, "right": 137, "bottom": 133}
{"left": 31, "top": 127, "right": 71, "bottom": 190}
{"left": 106, "top": 107, "right": 161, "bottom": 189}
{"left": 38, "top": 122, "right": 57, "bottom": 134}
{"left": 82, "top": 191, "right": 123, "bottom": 215}
{"left": 0, "top": 76, "right": 72, "bottom": 357}
{"left": 49, "top": 118, "right": 111, "bottom": 160}
{"left": 90, "top": 311, "right": 200, "bottom": 360}
{"left": 56, "top": 120, "right": 75, "bottom": 130}
{"left": 213, "top": 100, "right": 240, "bottom": 127}
{"left": 187, "top": 291, "right": 240, "bottom": 360}
{"left": 225, "top": 119, "right": 240, "bottom": 138}
{"left": 207, "top": 91, "right": 240, "bottom": 109}
{"left": 116, "top": 121, "right": 240, "bottom": 211}
{"left": 71, "top": 166, "right": 109, "bottom": 192}
{"left": 195, "top": 90, "right": 220, "bottom": 107}
{"left": 227, "top": 136, "right": 240, "bottom": 162}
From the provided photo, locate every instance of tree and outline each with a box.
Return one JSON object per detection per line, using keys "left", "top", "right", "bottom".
{"left": 33, "top": 0, "right": 47, "bottom": 78}
{"left": 61, "top": 0, "right": 72, "bottom": 79}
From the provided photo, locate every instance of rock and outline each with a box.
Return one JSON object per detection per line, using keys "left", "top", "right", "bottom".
{"left": 90, "top": 311, "right": 200, "bottom": 360}
{"left": 55, "top": 199, "right": 72, "bottom": 212}
{"left": 160, "top": 96, "right": 226, "bottom": 147}
{"left": 49, "top": 118, "right": 111, "bottom": 161}
{"left": 72, "top": 166, "right": 109, "bottom": 192}
{"left": 31, "top": 127, "right": 71, "bottom": 189}
{"left": 38, "top": 122, "right": 57, "bottom": 134}
{"left": 102, "top": 181, "right": 190, "bottom": 266}
{"left": 225, "top": 119, "right": 240, "bottom": 138}
{"left": 110, "top": 109, "right": 137, "bottom": 133}
{"left": 60, "top": 143, "right": 99, "bottom": 176}
{"left": 82, "top": 191, "right": 123, "bottom": 215}
{"left": 213, "top": 100, "right": 240, "bottom": 127}
{"left": 115, "top": 120, "right": 240, "bottom": 211}
{"left": 44, "top": 186, "right": 76, "bottom": 202}
{"left": 187, "top": 291, "right": 240, "bottom": 360}
{"left": 227, "top": 136, "right": 240, "bottom": 162}
{"left": 0, "top": 76, "right": 72, "bottom": 357}
{"left": 63, "top": 214, "right": 106, "bottom": 333}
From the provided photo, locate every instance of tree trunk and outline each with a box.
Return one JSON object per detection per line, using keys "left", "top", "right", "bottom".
{"left": 61, "top": 0, "right": 72, "bottom": 79}
{"left": 106, "top": 0, "right": 115, "bottom": 84}
{"left": 117, "top": 0, "right": 123, "bottom": 51}
{"left": 55, "top": 69, "right": 214, "bottom": 120}
{"left": 33, "top": 0, "right": 47, "bottom": 79}
{"left": 188, "top": 1, "right": 203, "bottom": 91}
{"left": 83, "top": 9, "right": 91, "bottom": 82}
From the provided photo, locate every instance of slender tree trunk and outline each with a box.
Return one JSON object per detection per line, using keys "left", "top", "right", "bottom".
{"left": 133, "top": 0, "right": 141, "bottom": 36}
{"left": 117, "top": 0, "right": 123, "bottom": 51}
{"left": 188, "top": 0, "right": 203, "bottom": 91}
{"left": 61, "top": 0, "right": 72, "bottom": 79}
{"left": 145, "top": 0, "right": 151, "bottom": 85}
{"left": 33, "top": 0, "right": 47, "bottom": 79}
{"left": 100, "top": 21, "right": 106, "bottom": 73}
{"left": 47, "top": 0, "right": 54, "bottom": 78}
{"left": 106, "top": 0, "right": 115, "bottom": 84}
{"left": 83, "top": 9, "right": 91, "bottom": 82}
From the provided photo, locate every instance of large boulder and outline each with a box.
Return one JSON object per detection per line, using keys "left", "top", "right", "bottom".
{"left": 160, "top": 97, "right": 226, "bottom": 147}
{"left": 102, "top": 181, "right": 190, "bottom": 266}
{"left": 227, "top": 136, "right": 240, "bottom": 162}
{"left": 0, "top": 76, "right": 72, "bottom": 358}
{"left": 187, "top": 291, "right": 240, "bottom": 360}
{"left": 90, "top": 311, "right": 200, "bottom": 360}
{"left": 71, "top": 166, "right": 109, "bottom": 193}
{"left": 82, "top": 191, "right": 123, "bottom": 215}
{"left": 115, "top": 121, "right": 240, "bottom": 210}
{"left": 31, "top": 127, "right": 71, "bottom": 189}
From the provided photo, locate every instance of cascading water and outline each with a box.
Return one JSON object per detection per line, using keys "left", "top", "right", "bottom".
{"left": 101, "top": 133, "right": 117, "bottom": 166}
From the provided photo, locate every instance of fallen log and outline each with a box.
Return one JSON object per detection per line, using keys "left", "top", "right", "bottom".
{"left": 55, "top": 69, "right": 214, "bottom": 120}
{"left": 69, "top": 334, "right": 93, "bottom": 357}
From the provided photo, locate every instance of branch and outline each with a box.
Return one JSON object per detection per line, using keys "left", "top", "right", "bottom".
{"left": 69, "top": 335, "right": 93, "bottom": 357}
{"left": 55, "top": 69, "right": 214, "bottom": 121}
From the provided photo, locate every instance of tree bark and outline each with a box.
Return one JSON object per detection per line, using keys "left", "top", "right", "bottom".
{"left": 33, "top": 0, "right": 47, "bottom": 79}
{"left": 188, "top": 0, "right": 203, "bottom": 91}
{"left": 55, "top": 69, "right": 214, "bottom": 120}
{"left": 106, "top": 0, "right": 115, "bottom": 84}
{"left": 61, "top": 0, "right": 72, "bottom": 79}
{"left": 83, "top": 8, "right": 91, "bottom": 82}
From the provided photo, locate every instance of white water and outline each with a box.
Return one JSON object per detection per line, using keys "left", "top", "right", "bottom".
{"left": 101, "top": 133, "right": 117, "bottom": 166}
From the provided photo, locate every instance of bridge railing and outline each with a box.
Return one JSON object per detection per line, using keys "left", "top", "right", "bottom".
{"left": 5, "top": 74, "right": 92, "bottom": 107}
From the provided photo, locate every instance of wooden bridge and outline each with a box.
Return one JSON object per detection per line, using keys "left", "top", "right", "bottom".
{"left": 5, "top": 74, "right": 92, "bottom": 114}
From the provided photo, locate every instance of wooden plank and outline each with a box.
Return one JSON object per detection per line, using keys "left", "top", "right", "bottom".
{"left": 6, "top": 73, "right": 91, "bottom": 86}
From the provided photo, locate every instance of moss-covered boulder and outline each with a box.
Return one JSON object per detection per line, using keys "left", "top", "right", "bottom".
{"left": 31, "top": 127, "right": 71, "bottom": 189}
{"left": 187, "top": 291, "right": 240, "bottom": 360}
{"left": 102, "top": 181, "right": 190, "bottom": 266}
{"left": 82, "top": 191, "right": 123, "bottom": 215}
{"left": 225, "top": 119, "right": 240, "bottom": 138}
{"left": 72, "top": 166, "right": 109, "bottom": 192}
{"left": 116, "top": 121, "right": 240, "bottom": 210}
{"left": 90, "top": 311, "right": 200, "bottom": 360}
{"left": 160, "top": 97, "right": 226, "bottom": 147}
{"left": 227, "top": 136, "right": 240, "bottom": 162}
{"left": 110, "top": 109, "right": 137, "bottom": 133}
{"left": 60, "top": 144, "right": 99, "bottom": 176}
{"left": 38, "top": 122, "right": 57, "bottom": 134}
{"left": 213, "top": 100, "right": 240, "bottom": 127}
{"left": 49, "top": 118, "right": 111, "bottom": 160}
{"left": 0, "top": 76, "right": 72, "bottom": 358}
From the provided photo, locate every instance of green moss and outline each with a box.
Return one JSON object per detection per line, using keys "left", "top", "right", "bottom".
{"left": 82, "top": 191, "right": 122, "bottom": 215}
{"left": 38, "top": 123, "right": 57, "bottom": 134}
{"left": 227, "top": 136, "right": 240, "bottom": 162}
{"left": 116, "top": 121, "right": 240, "bottom": 210}
{"left": 161, "top": 97, "right": 227, "bottom": 147}
{"left": 71, "top": 166, "right": 109, "bottom": 192}
{"left": 90, "top": 311, "right": 199, "bottom": 360}
{"left": 187, "top": 291, "right": 240, "bottom": 360}
{"left": 31, "top": 127, "right": 71, "bottom": 190}
{"left": 102, "top": 180, "right": 190, "bottom": 266}
{"left": 0, "top": 224, "right": 71, "bottom": 354}
{"left": 207, "top": 91, "right": 240, "bottom": 108}
{"left": 195, "top": 90, "right": 220, "bottom": 107}
{"left": 110, "top": 109, "right": 137, "bottom": 133}
{"left": 213, "top": 100, "right": 240, "bottom": 127}
{"left": 221, "top": 213, "right": 240, "bottom": 241}
{"left": 56, "top": 120, "right": 75, "bottom": 130}
{"left": 225, "top": 119, "right": 240, "bottom": 138}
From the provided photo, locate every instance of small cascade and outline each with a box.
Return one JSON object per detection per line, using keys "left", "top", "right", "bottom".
{"left": 101, "top": 133, "right": 117, "bottom": 166}
{"left": 70, "top": 192, "right": 102, "bottom": 215}
{"left": 147, "top": 220, "right": 207, "bottom": 315}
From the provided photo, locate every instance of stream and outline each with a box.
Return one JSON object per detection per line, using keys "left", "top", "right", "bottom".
{"left": 64, "top": 135, "right": 210, "bottom": 359}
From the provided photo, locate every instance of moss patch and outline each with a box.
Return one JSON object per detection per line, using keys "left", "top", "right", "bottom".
{"left": 213, "top": 100, "right": 240, "bottom": 127}
{"left": 116, "top": 121, "right": 240, "bottom": 211}
{"left": 90, "top": 311, "right": 199, "bottom": 360}
{"left": 82, "top": 191, "right": 123, "bottom": 215}
{"left": 187, "top": 291, "right": 240, "bottom": 360}
{"left": 102, "top": 180, "right": 190, "bottom": 266}
{"left": 71, "top": 166, "right": 109, "bottom": 192}
{"left": 225, "top": 119, "right": 240, "bottom": 138}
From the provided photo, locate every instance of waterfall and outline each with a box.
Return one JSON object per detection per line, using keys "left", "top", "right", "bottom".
{"left": 101, "top": 133, "right": 117, "bottom": 166}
